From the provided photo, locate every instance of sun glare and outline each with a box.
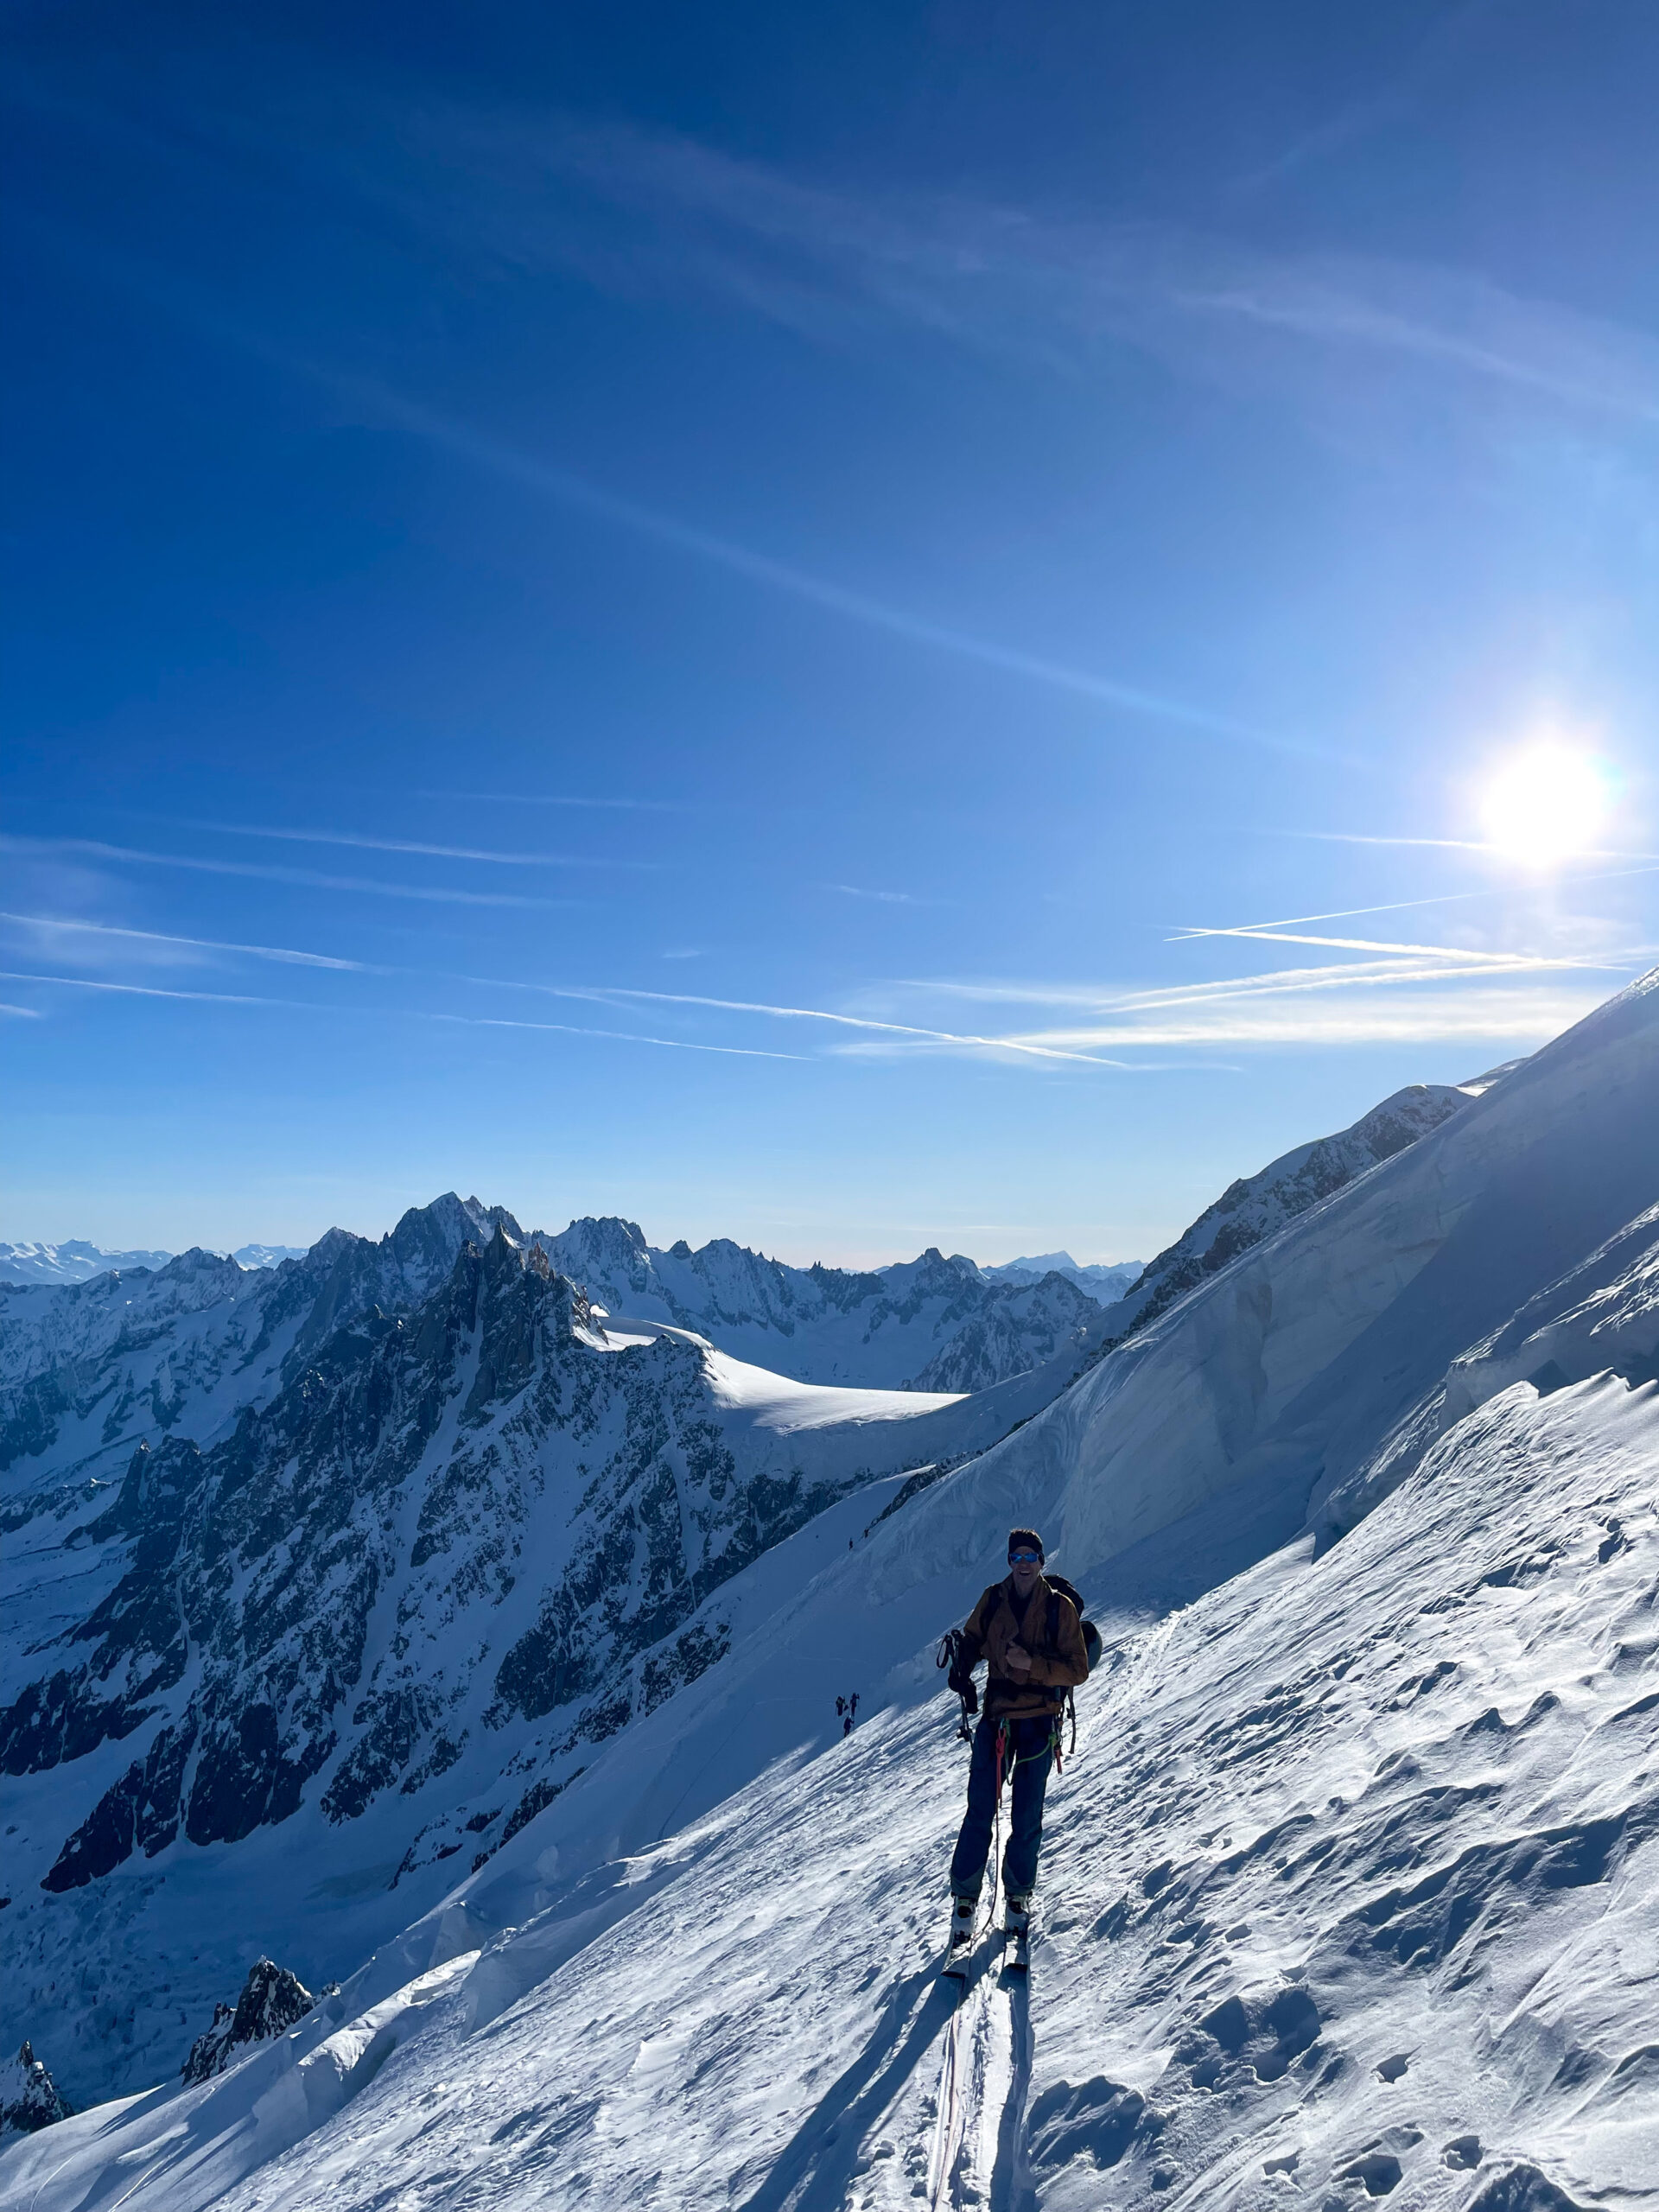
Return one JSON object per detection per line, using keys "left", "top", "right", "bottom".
{"left": 1478, "top": 741, "right": 1610, "bottom": 866}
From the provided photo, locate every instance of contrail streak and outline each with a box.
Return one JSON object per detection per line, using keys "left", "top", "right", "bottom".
{"left": 0, "top": 969, "right": 294, "bottom": 1007}
{"left": 173, "top": 821, "right": 658, "bottom": 869}
{"left": 1169, "top": 926, "right": 1561, "bottom": 962}
{"left": 455, "top": 976, "right": 1134, "bottom": 1065}
{"left": 1, "top": 836, "right": 569, "bottom": 909}
{"left": 417, "top": 1012, "right": 807, "bottom": 1059}
{"left": 0, "top": 971, "right": 806, "bottom": 1058}
{"left": 343, "top": 378, "right": 1328, "bottom": 761}
{"left": 0, "top": 912, "right": 378, "bottom": 970}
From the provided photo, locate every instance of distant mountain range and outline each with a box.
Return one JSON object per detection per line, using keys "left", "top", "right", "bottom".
{"left": 981, "top": 1252, "right": 1143, "bottom": 1294}
{"left": 0, "top": 1240, "right": 307, "bottom": 1285}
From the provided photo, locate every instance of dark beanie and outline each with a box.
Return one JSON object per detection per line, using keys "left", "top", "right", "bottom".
{"left": 1007, "top": 1527, "right": 1045, "bottom": 1561}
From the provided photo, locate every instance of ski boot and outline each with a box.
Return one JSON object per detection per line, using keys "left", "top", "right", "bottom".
{"left": 1002, "top": 1893, "right": 1033, "bottom": 1975}
{"left": 941, "top": 1894, "right": 976, "bottom": 1979}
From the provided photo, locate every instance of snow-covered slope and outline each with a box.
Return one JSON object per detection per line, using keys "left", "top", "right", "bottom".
{"left": 9, "top": 1268, "right": 1656, "bottom": 2209}
{"left": 1100, "top": 1076, "right": 1506, "bottom": 1346}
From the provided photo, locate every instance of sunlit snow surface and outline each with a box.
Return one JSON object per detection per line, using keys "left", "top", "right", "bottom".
{"left": 7, "top": 979, "right": 1659, "bottom": 2207}
{"left": 8, "top": 1369, "right": 1656, "bottom": 2212}
{"left": 697, "top": 1336, "right": 966, "bottom": 1430}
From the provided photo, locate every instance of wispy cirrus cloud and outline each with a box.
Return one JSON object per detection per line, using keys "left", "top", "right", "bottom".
{"left": 383, "top": 107, "right": 1659, "bottom": 431}
{"left": 831, "top": 884, "right": 931, "bottom": 906}
{"left": 0, "top": 969, "right": 295, "bottom": 1007}
{"left": 0, "top": 968, "right": 804, "bottom": 1059}
{"left": 0, "top": 836, "right": 575, "bottom": 910}
{"left": 417, "top": 787, "right": 696, "bottom": 814}
{"left": 862, "top": 922, "right": 1654, "bottom": 1052}
{"left": 10, "top": 899, "right": 1647, "bottom": 1066}
{"left": 462, "top": 977, "right": 1135, "bottom": 1067}
{"left": 322, "top": 373, "right": 1290, "bottom": 758}
{"left": 989, "top": 988, "right": 1609, "bottom": 1051}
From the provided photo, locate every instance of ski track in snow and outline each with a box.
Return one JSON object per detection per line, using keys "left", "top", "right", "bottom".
{"left": 8, "top": 1364, "right": 1658, "bottom": 2212}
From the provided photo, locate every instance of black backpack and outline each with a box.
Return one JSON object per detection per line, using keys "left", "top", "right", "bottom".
{"left": 1043, "top": 1574, "right": 1103, "bottom": 1677}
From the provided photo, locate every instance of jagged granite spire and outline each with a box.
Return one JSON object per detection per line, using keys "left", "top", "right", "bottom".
{"left": 0, "top": 2040, "right": 73, "bottom": 2138}
{"left": 181, "top": 1959, "right": 318, "bottom": 2083}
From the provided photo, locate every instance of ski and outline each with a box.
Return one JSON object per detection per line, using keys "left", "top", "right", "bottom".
{"left": 941, "top": 1940, "right": 973, "bottom": 1982}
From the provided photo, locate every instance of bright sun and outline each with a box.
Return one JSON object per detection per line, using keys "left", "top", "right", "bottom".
{"left": 1478, "top": 741, "right": 1610, "bottom": 866}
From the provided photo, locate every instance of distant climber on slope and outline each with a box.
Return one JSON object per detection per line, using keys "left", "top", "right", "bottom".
{"left": 943, "top": 1527, "right": 1089, "bottom": 1961}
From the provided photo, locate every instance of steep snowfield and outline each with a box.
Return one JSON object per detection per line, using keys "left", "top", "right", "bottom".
{"left": 1099, "top": 1077, "right": 1501, "bottom": 1346}
{"left": 8, "top": 1366, "right": 1654, "bottom": 2211}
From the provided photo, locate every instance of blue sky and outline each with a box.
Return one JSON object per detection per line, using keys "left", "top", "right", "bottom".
{"left": 4, "top": 0, "right": 1657, "bottom": 1265}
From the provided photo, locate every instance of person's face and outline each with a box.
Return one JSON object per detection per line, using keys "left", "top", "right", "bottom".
{"left": 1008, "top": 1549, "right": 1041, "bottom": 1598}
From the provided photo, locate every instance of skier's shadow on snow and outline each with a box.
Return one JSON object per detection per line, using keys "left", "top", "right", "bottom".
{"left": 734, "top": 1964, "right": 957, "bottom": 2212}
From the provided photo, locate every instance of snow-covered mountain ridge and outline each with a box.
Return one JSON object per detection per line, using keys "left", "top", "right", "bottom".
{"left": 982, "top": 1252, "right": 1144, "bottom": 1294}
{"left": 0, "top": 1243, "right": 305, "bottom": 1285}
{"left": 5, "top": 978, "right": 1652, "bottom": 2209}
{"left": 1099, "top": 1074, "right": 1506, "bottom": 1348}
{"left": 530, "top": 1220, "right": 1111, "bottom": 1390}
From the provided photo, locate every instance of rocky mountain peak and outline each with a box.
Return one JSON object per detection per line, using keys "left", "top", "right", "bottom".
{"left": 0, "top": 2039, "right": 73, "bottom": 2139}
{"left": 180, "top": 1959, "right": 318, "bottom": 2084}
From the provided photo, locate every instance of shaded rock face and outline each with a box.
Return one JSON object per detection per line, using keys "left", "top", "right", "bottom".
{"left": 181, "top": 1960, "right": 316, "bottom": 2083}
{"left": 0, "top": 2040, "right": 73, "bottom": 2138}
{"left": 4, "top": 1227, "right": 874, "bottom": 1904}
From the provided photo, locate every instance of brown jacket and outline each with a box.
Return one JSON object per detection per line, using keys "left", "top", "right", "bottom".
{"left": 960, "top": 1575, "right": 1089, "bottom": 1719}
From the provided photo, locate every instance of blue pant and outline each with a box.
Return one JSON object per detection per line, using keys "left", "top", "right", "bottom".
{"left": 949, "top": 1713, "right": 1055, "bottom": 1902}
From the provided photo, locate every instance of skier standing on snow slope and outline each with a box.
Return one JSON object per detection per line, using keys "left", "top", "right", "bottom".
{"left": 944, "top": 1527, "right": 1089, "bottom": 1961}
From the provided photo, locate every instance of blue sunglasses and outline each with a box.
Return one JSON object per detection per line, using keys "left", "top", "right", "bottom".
{"left": 1008, "top": 1548, "right": 1041, "bottom": 1565}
